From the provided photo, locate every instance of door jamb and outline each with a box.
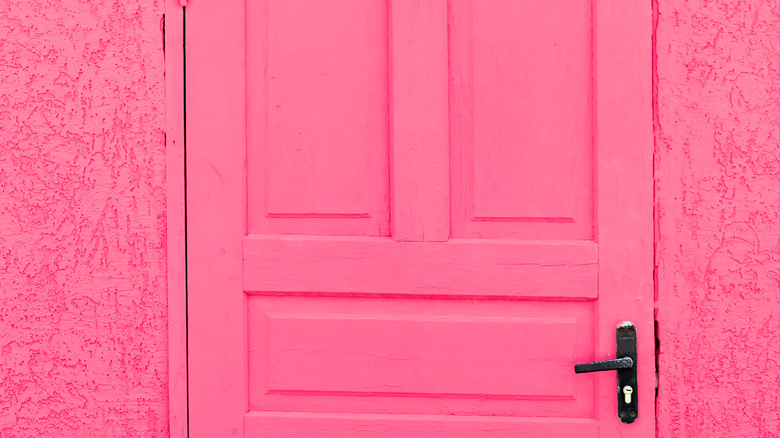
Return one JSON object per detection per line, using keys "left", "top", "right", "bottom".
{"left": 165, "top": 0, "right": 187, "bottom": 436}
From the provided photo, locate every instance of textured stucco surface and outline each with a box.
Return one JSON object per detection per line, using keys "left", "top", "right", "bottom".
{"left": 0, "top": 0, "right": 168, "bottom": 436}
{"left": 655, "top": 0, "right": 780, "bottom": 436}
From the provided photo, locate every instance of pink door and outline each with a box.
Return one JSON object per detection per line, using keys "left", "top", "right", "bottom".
{"left": 186, "top": 1, "right": 653, "bottom": 437}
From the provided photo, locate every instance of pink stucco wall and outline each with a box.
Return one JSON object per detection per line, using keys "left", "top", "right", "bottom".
{"left": 0, "top": 0, "right": 168, "bottom": 436}
{"left": 0, "top": 0, "right": 778, "bottom": 436}
{"left": 655, "top": 0, "right": 780, "bottom": 436}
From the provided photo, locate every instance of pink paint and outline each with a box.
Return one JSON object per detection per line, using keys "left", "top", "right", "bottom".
{"left": 0, "top": 0, "right": 168, "bottom": 436}
{"left": 164, "top": 1, "right": 187, "bottom": 436}
{"left": 0, "top": 0, "right": 776, "bottom": 436}
{"left": 654, "top": 0, "right": 780, "bottom": 436}
{"left": 187, "top": 0, "right": 652, "bottom": 437}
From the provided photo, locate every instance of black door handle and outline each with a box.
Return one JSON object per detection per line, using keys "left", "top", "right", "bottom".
{"left": 574, "top": 322, "right": 638, "bottom": 424}
{"left": 574, "top": 356, "right": 633, "bottom": 373}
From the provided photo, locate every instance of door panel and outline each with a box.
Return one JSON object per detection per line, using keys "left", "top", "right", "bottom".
{"left": 450, "top": 0, "right": 594, "bottom": 239}
{"left": 187, "top": 1, "right": 653, "bottom": 437}
{"left": 247, "top": 296, "right": 595, "bottom": 418}
{"left": 247, "top": 0, "right": 390, "bottom": 236}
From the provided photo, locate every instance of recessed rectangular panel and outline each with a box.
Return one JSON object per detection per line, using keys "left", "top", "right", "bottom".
{"left": 266, "top": 315, "right": 575, "bottom": 397}
{"left": 247, "top": 296, "right": 596, "bottom": 418}
{"left": 247, "top": 0, "right": 389, "bottom": 236}
{"left": 450, "top": 0, "right": 594, "bottom": 239}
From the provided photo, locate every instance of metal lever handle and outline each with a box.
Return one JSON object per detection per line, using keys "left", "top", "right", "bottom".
{"left": 573, "top": 321, "right": 639, "bottom": 424}
{"left": 574, "top": 357, "right": 633, "bottom": 373}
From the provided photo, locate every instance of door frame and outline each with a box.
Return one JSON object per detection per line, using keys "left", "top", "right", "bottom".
{"left": 164, "top": 0, "right": 187, "bottom": 436}
{"left": 169, "top": 1, "right": 655, "bottom": 436}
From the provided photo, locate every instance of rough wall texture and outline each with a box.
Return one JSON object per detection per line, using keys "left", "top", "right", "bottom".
{"left": 655, "top": 0, "right": 780, "bottom": 437}
{"left": 0, "top": 0, "right": 168, "bottom": 436}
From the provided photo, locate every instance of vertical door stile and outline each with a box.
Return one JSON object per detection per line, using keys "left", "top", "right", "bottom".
{"left": 390, "top": 0, "right": 450, "bottom": 242}
{"left": 595, "top": 0, "right": 654, "bottom": 435}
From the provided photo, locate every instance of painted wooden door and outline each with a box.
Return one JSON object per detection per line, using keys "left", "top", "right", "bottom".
{"left": 186, "top": 1, "right": 653, "bottom": 437}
